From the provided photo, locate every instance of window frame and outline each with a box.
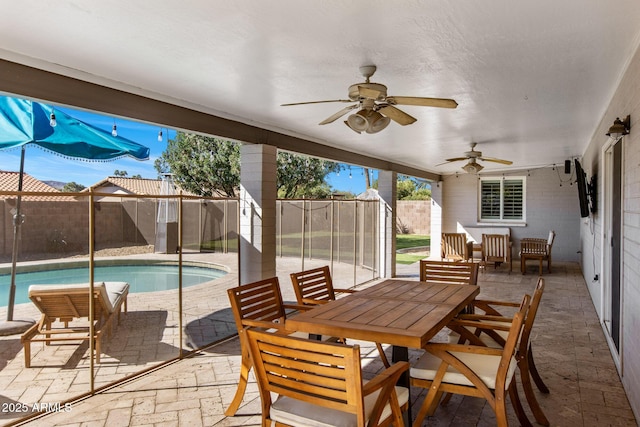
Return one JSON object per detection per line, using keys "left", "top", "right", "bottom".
{"left": 478, "top": 176, "right": 526, "bottom": 223}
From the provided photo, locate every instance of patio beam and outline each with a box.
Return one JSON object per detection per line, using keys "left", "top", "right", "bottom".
{"left": 0, "top": 59, "right": 440, "bottom": 181}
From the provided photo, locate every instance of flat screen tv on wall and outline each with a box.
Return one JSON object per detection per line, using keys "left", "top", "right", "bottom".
{"left": 575, "top": 159, "right": 591, "bottom": 218}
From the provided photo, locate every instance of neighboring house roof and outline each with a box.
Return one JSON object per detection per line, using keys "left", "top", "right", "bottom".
{"left": 86, "top": 177, "right": 197, "bottom": 197}
{"left": 88, "top": 177, "right": 162, "bottom": 195}
{"left": 0, "top": 171, "right": 74, "bottom": 201}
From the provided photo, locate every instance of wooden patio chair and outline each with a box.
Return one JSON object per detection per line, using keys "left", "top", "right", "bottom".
{"left": 481, "top": 233, "right": 512, "bottom": 272}
{"left": 441, "top": 232, "right": 473, "bottom": 262}
{"left": 419, "top": 259, "right": 479, "bottom": 285}
{"left": 520, "top": 230, "right": 556, "bottom": 275}
{"left": 225, "top": 276, "right": 338, "bottom": 416}
{"left": 448, "top": 278, "right": 549, "bottom": 426}
{"left": 410, "top": 295, "right": 530, "bottom": 427}
{"left": 419, "top": 260, "right": 479, "bottom": 314}
{"left": 290, "top": 265, "right": 390, "bottom": 367}
{"left": 21, "top": 281, "right": 129, "bottom": 368}
{"left": 244, "top": 327, "right": 409, "bottom": 427}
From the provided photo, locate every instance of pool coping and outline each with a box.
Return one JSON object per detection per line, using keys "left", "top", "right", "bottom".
{"left": 0, "top": 256, "right": 231, "bottom": 275}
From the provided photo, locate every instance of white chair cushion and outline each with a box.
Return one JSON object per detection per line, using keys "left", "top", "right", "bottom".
{"left": 104, "top": 282, "right": 129, "bottom": 310}
{"left": 29, "top": 282, "right": 129, "bottom": 314}
{"left": 410, "top": 351, "right": 517, "bottom": 390}
{"left": 270, "top": 385, "right": 409, "bottom": 427}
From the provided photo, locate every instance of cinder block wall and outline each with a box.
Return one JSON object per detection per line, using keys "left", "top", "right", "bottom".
{"left": 1, "top": 199, "right": 240, "bottom": 257}
{"left": 396, "top": 200, "right": 431, "bottom": 235}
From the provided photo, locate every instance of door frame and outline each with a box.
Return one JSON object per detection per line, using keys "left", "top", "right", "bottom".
{"left": 600, "top": 137, "right": 624, "bottom": 372}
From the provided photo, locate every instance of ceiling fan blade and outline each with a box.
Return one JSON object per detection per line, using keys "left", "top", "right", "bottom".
{"left": 387, "top": 96, "right": 458, "bottom": 109}
{"left": 358, "top": 85, "right": 382, "bottom": 99}
{"left": 318, "top": 104, "right": 358, "bottom": 125}
{"left": 443, "top": 157, "right": 469, "bottom": 163}
{"left": 378, "top": 105, "right": 416, "bottom": 125}
{"left": 479, "top": 156, "right": 513, "bottom": 165}
{"left": 281, "top": 99, "right": 352, "bottom": 106}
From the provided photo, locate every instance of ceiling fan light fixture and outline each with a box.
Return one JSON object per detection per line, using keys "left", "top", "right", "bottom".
{"left": 344, "top": 120, "right": 361, "bottom": 134}
{"left": 366, "top": 111, "right": 391, "bottom": 133}
{"left": 346, "top": 110, "right": 369, "bottom": 132}
{"left": 462, "top": 161, "right": 484, "bottom": 174}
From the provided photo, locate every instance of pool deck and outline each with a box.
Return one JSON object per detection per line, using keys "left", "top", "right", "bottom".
{"left": 0, "top": 256, "right": 637, "bottom": 426}
{"left": 0, "top": 251, "right": 378, "bottom": 425}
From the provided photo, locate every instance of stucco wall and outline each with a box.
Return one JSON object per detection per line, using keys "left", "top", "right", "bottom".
{"left": 580, "top": 39, "right": 640, "bottom": 419}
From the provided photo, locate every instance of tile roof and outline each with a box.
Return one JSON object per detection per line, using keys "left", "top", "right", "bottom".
{"left": 89, "top": 176, "right": 162, "bottom": 195}
{"left": 88, "top": 177, "right": 197, "bottom": 196}
{"left": 0, "top": 171, "right": 74, "bottom": 201}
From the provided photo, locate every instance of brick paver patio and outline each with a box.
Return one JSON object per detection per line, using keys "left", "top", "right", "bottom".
{"left": 1, "top": 256, "right": 637, "bottom": 426}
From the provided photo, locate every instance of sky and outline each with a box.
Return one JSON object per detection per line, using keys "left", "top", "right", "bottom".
{"left": 0, "top": 101, "right": 374, "bottom": 194}
{"left": 0, "top": 106, "right": 171, "bottom": 187}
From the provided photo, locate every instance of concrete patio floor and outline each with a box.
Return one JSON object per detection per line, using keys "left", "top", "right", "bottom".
{"left": 1, "top": 257, "right": 638, "bottom": 426}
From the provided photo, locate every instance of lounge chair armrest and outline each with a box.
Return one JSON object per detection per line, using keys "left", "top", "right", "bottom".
{"left": 449, "top": 318, "right": 512, "bottom": 331}
{"left": 362, "top": 361, "right": 409, "bottom": 395}
{"left": 455, "top": 314, "right": 512, "bottom": 323}
{"left": 424, "top": 342, "right": 504, "bottom": 357}
{"left": 474, "top": 298, "right": 520, "bottom": 308}
{"left": 240, "top": 319, "right": 286, "bottom": 330}
{"left": 472, "top": 298, "right": 519, "bottom": 315}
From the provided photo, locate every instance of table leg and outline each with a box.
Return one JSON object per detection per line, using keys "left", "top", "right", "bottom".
{"left": 392, "top": 345, "right": 411, "bottom": 425}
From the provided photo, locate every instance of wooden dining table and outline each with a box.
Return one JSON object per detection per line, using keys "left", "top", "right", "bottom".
{"left": 286, "top": 278, "right": 479, "bottom": 423}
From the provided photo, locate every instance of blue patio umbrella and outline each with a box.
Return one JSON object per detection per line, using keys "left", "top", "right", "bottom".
{"left": 0, "top": 95, "right": 150, "bottom": 325}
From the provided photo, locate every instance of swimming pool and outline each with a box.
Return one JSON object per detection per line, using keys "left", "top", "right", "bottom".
{"left": 0, "top": 262, "right": 227, "bottom": 307}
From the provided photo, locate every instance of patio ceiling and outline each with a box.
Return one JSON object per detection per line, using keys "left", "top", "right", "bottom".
{"left": 1, "top": 1, "right": 640, "bottom": 177}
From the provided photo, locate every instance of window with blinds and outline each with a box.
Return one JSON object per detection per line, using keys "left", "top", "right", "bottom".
{"left": 479, "top": 178, "right": 525, "bottom": 221}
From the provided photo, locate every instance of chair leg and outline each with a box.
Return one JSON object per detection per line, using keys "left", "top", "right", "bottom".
{"left": 23, "top": 342, "right": 31, "bottom": 368}
{"left": 538, "top": 259, "right": 543, "bottom": 275}
{"left": 95, "top": 335, "right": 101, "bottom": 364}
{"left": 528, "top": 346, "right": 550, "bottom": 393}
{"left": 412, "top": 388, "right": 443, "bottom": 427}
{"left": 225, "top": 353, "right": 252, "bottom": 416}
{"left": 520, "top": 357, "right": 550, "bottom": 426}
{"left": 376, "top": 342, "right": 390, "bottom": 368}
{"left": 440, "top": 392, "right": 453, "bottom": 406}
{"left": 508, "top": 382, "right": 533, "bottom": 427}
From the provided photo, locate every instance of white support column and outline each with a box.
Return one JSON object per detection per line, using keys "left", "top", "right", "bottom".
{"left": 378, "top": 171, "right": 397, "bottom": 278}
{"left": 239, "top": 144, "right": 277, "bottom": 284}
{"left": 430, "top": 180, "right": 443, "bottom": 260}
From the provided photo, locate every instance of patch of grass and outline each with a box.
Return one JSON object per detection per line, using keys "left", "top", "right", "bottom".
{"left": 396, "top": 234, "right": 430, "bottom": 250}
{"left": 396, "top": 253, "right": 427, "bottom": 265}
{"left": 396, "top": 234, "right": 430, "bottom": 264}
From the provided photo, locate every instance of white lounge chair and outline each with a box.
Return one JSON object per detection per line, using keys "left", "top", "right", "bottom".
{"left": 21, "top": 281, "right": 129, "bottom": 367}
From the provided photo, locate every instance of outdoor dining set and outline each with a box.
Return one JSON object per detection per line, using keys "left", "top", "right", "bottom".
{"left": 224, "top": 232, "right": 552, "bottom": 427}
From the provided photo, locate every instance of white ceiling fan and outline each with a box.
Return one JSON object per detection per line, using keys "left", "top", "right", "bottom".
{"left": 439, "top": 142, "right": 513, "bottom": 173}
{"left": 281, "top": 65, "right": 457, "bottom": 134}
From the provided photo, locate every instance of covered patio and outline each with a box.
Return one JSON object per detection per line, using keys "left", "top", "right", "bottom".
{"left": 2, "top": 2, "right": 640, "bottom": 425}
{"left": 8, "top": 261, "right": 635, "bottom": 426}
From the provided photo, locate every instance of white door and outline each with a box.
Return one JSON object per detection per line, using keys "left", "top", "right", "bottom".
{"left": 602, "top": 138, "right": 623, "bottom": 358}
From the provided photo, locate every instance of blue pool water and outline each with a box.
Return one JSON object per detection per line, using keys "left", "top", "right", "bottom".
{"left": 0, "top": 264, "right": 227, "bottom": 307}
